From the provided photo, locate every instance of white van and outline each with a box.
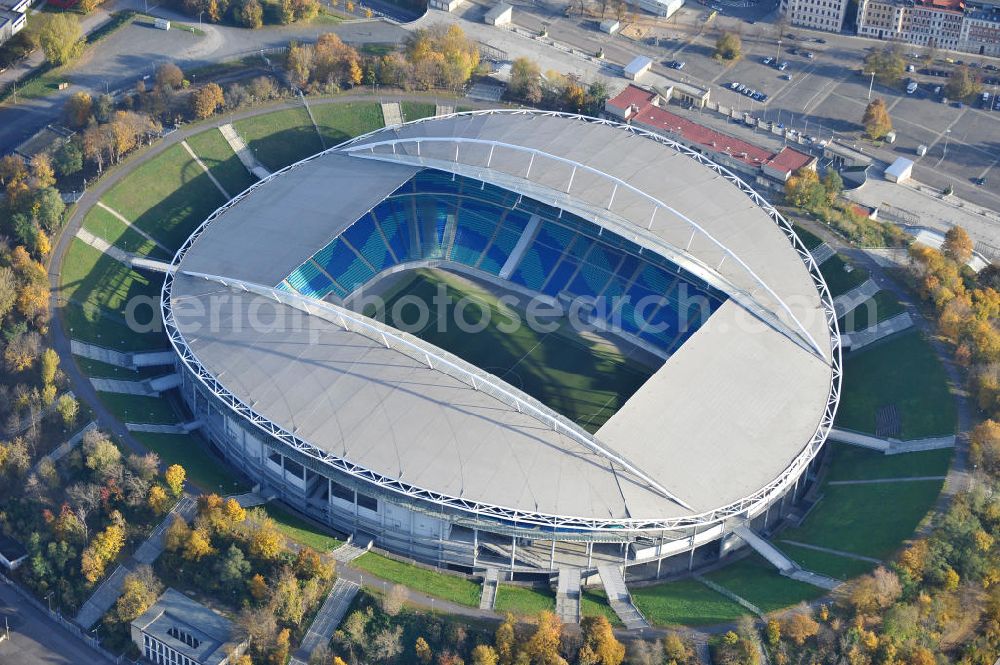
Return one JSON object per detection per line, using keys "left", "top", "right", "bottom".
{"left": 906, "top": 80, "right": 918, "bottom": 94}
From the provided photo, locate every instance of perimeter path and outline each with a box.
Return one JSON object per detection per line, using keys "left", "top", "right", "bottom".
{"left": 46, "top": 93, "right": 490, "bottom": 465}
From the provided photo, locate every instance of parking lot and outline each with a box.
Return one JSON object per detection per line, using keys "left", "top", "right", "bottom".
{"left": 488, "top": 0, "right": 1000, "bottom": 211}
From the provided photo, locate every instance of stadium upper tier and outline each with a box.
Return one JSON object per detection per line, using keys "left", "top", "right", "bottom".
{"left": 166, "top": 111, "right": 839, "bottom": 528}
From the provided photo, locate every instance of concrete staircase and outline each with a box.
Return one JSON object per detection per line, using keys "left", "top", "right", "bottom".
{"left": 479, "top": 568, "right": 498, "bottom": 610}
{"left": 291, "top": 578, "right": 360, "bottom": 665}
{"left": 219, "top": 124, "right": 271, "bottom": 179}
{"left": 331, "top": 534, "right": 373, "bottom": 564}
{"left": 435, "top": 103, "right": 455, "bottom": 116}
{"left": 598, "top": 565, "right": 648, "bottom": 630}
{"left": 733, "top": 525, "right": 841, "bottom": 590}
{"left": 810, "top": 243, "right": 835, "bottom": 265}
{"left": 841, "top": 312, "right": 914, "bottom": 351}
{"left": 828, "top": 428, "right": 956, "bottom": 454}
{"left": 833, "top": 279, "right": 880, "bottom": 318}
{"left": 381, "top": 101, "right": 403, "bottom": 126}
{"left": 555, "top": 568, "right": 581, "bottom": 624}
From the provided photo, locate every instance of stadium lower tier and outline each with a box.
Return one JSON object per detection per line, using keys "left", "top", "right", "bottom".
{"left": 180, "top": 367, "right": 822, "bottom": 576}
{"left": 280, "top": 168, "right": 727, "bottom": 358}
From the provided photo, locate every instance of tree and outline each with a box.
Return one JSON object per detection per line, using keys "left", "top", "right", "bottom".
{"left": 115, "top": 565, "right": 162, "bottom": 623}
{"left": 155, "top": 63, "right": 184, "bottom": 90}
{"left": 40, "top": 348, "right": 59, "bottom": 385}
{"left": 52, "top": 142, "right": 83, "bottom": 178}
{"left": 165, "top": 464, "right": 186, "bottom": 496}
{"left": 83, "top": 430, "right": 122, "bottom": 476}
{"left": 0, "top": 267, "right": 16, "bottom": 323}
{"left": 81, "top": 519, "right": 127, "bottom": 584}
{"left": 942, "top": 225, "right": 974, "bottom": 264}
{"left": 844, "top": 567, "right": 902, "bottom": 614}
{"left": 524, "top": 612, "right": 566, "bottom": 665}
{"left": 822, "top": 170, "right": 843, "bottom": 204}
{"left": 415, "top": 637, "right": 433, "bottom": 664}
{"left": 471, "top": 645, "right": 499, "bottom": 665}
{"left": 578, "top": 615, "right": 625, "bottom": 665}
{"left": 38, "top": 14, "right": 84, "bottom": 66}
{"left": 785, "top": 167, "right": 827, "bottom": 211}
{"left": 862, "top": 98, "right": 893, "bottom": 140}
{"left": 495, "top": 613, "right": 516, "bottom": 665}
{"left": 714, "top": 32, "right": 742, "bottom": 62}
{"left": 217, "top": 544, "right": 251, "bottom": 589}
{"left": 4, "top": 331, "right": 41, "bottom": 372}
{"left": 945, "top": 65, "right": 981, "bottom": 100}
{"left": 781, "top": 607, "right": 819, "bottom": 646}
{"left": 863, "top": 45, "right": 905, "bottom": 83}
{"left": 63, "top": 92, "right": 93, "bottom": 128}
{"left": 190, "top": 83, "right": 225, "bottom": 119}
{"left": 248, "top": 573, "right": 268, "bottom": 601}
{"left": 370, "top": 626, "right": 404, "bottom": 661}
{"left": 148, "top": 485, "right": 170, "bottom": 514}
{"left": 56, "top": 394, "right": 79, "bottom": 427}
{"left": 34, "top": 188, "right": 66, "bottom": 232}
{"left": 971, "top": 419, "right": 1000, "bottom": 474}
{"left": 239, "top": 0, "right": 263, "bottom": 28}
{"left": 381, "top": 583, "right": 408, "bottom": 616}
{"left": 509, "top": 57, "right": 542, "bottom": 103}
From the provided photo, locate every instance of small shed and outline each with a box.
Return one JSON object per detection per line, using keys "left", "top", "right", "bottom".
{"left": 0, "top": 534, "right": 27, "bottom": 571}
{"left": 624, "top": 56, "right": 653, "bottom": 81}
{"left": 429, "top": 0, "right": 463, "bottom": 11}
{"left": 884, "top": 157, "right": 914, "bottom": 183}
{"left": 599, "top": 19, "right": 620, "bottom": 34}
{"left": 484, "top": 2, "right": 512, "bottom": 26}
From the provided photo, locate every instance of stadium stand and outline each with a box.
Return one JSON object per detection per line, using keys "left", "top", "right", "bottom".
{"left": 279, "top": 169, "right": 726, "bottom": 356}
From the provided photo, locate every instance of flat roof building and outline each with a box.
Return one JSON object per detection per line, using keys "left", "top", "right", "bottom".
{"left": 131, "top": 589, "right": 247, "bottom": 665}
{"left": 484, "top": 2, "right": 512, "bottom": 25}
{"left": 624, "top": 56, "right": 653, "bottom": 80}
{"left": 884, "top": 157, "right": 914, "bottom": 183}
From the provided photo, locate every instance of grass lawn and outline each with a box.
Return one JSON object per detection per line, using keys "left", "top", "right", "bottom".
{"left": 72, "top": 357, "right": 164, "bottom": 380}
{"left": 353, "top": 552, "right": 482, "bottom": 607}
{"left": 401, "top": 102, "right": 437, "bottom": 122}
{"left": 819, "top": 254, "right": 869, "bottom": 297}
{"left": 778, "top": 542, "right": 876, "bottom": 581}
{"left": 132, "top": 432, "right": 250, "bottom": 494}
{"left": 233, "top": 107, "right": 323, "bottom": 171}
{"left": 81, "top": 206, "right": 167, "bottom": 257}
{"left": 310, "top": 101, "right": 384, "bottom": 147}
{"left": 792, "top": 224, "right": 823, "bottom": 250}
{"left": 836, "top": 330, "right": 956, "bottom": 439}
{"left": 97, "top": 393, "right": 179, "bottom": 425}
{"left": 631, "top": 579, "right": 747, "bottom": 627}
{"left": 837, "top": 290, "right": 906, "bottom": 333}
{"left": 824, "top": 442, "right": 952, "bottom": 481}
{"left": 376, "top": 269, "right": 655, "bottom": 431}
{"left": 61, "top": 301, "right": 168, "bottom": 351}
{"left": 493, "top": 585, "right": 555, "bottom": 616}
{"left": 263, "top": 504, "right": 344, "bottom": 551}
{"left": 703, "top": 555, "right": 824, "bottom": 613}
{"left": 581, "top": 588, "right": 621, "bottom": 626}
{"left": 61, "top": 239, "right": 163, "bottom": 312}
{"left": 781, "top": 479, "right": 943, "bottom": 559}
{"left": 101, "top": 142, "right": 226, "bottom": 251}
{"left": 185, "top": 128, "right": 259, "bottom": 197}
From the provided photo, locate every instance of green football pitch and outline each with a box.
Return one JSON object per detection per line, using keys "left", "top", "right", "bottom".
{"left": 367, "top": 269, "right": 659, "bottom": 432}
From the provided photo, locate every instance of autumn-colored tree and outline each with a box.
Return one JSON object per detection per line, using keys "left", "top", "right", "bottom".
{"left": 38, "top": 14, "right": 84, "bottom": 66}
{"left": 577, "top": 615, "right": 624, "bottom": 665}
{"left": 471, "top": 645, "right": 499, "bottom": 665}
{"left": 63, "top": 92, "right": 93, "bottom": 128}
{"left": 165, "top": 464, "right": 186, "bottom": 496}
{"left": 781, "top": 608, "right": 819, "bottom": 646}
{"left": 942, "top": 225, "right": 974, "bottom": 264}
{"left": 524, "top": 612, "right": 566, "bottom": 665}
{"left": 243, "top": 509, "right": 284, "bottom": 560}
{"left": 415, "top": 636, "right": 433, "bottom": 664}
{"left": 766, "top": 619, "right": 781, "bottom": 646}
{"left": 165, "top": 515, "right": 191, "bottom": 552}
{"left": 714, "top": 32, "right": 742, "bottom": 61}
{"left": 30, "top": 153, "right": 55, "bottom": 190}
{"left": 56, "top": 394, "right": 79, "bottom": 427}
{"left": 862, "top": 98, "right": 893, "bottom": 140}
{"left": 155, "top": 63, "right": 184, "bottom": 90}
{"left": 115, "top": 565, "right": 163, "bottom": 622}
{"left": 81, "top": 519, "right": 127, "bottom": 584}
{"left": 495, "top": 613, "right": 517, "bottom": 665}
{"left": 183, "top": 527, "right": 215, "bottom": 561}
{"left": 39, "top": 348, "right": 59, "bottom": 386}
{"left": 971, "top": 419, "right": 1000, "bottom": 474}
{"left": 271, "top": 628, "right": 291, "bottom": 664}
{"left": 898, "top": 539, "right": 929, "bottom": 582}
{"left": 945, "top": 65, "right": 981, "bottom": 100}
{"left": 509, "top": 57, "right": 542, "bottom": 103}
{"left": 239, "top": 0, "right": 263, "bottom": 28}
{"left": 844, "top": 567, "right": 902, "bottom": 614}
{"left": 248, "top": 572, "right": 268, "bottom": 601}
{"left": 190, "top": 83, "right": 225, "bottom": 119}
{"left": 147, "top": 485, "right": 170, "bottom": 515}
{"left": 381, "top": 583, "right": 408, "bottom": 616}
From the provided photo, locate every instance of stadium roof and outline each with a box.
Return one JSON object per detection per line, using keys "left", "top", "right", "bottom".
{"left": 169, "top": 112, "right": 837, "bottom": 525}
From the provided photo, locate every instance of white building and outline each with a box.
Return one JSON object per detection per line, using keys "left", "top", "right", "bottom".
{"left": 624, "top": 56, "right": 653, "bottom": 80}
{"left": 635, "top": 0, "right": 684, "bottom": 18}
{"left": 780, "top": 0, "right": 849, "bottom": 32}
{"left": 132, "top": 589, "right": 248, "bottom": 665}
{"left": 484, "top": 2, "right": 512, "bottom": 25}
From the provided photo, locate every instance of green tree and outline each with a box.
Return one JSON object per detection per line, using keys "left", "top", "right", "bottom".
{"left": 216, "top": 544, "right": 251, "bottom": 590}
{"left": 56, "top": 394, "right": 78, "bottom": 427}
{"left": 822, "top": 170, "right": 843, "bottom": 204}
{"left": 862, "top": 97, "right": 893, "bottom": 139}
{"left": 945, "top": 65, "right": 981, "bottom": 100}
{"left": 38, "top": 14, "right": 84, "bottom": 66}
{"left": 52, "top": 142, "right": 83, "bottom": 178}
{"left": 863, "top": 45, "right": 905, "bottom": 83}
{"left": 508, "top": 57, "right": 542, "bottom": 104}
{"left": 239, "top": 0, "right": 263, "bottom": 28}
{"left": 714, "top": 32, "right": 742, "bottom": 62}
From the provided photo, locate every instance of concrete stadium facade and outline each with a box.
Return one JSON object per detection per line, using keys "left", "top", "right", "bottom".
{"left": 163, "top": 111, "right": 841, "bottom": 577}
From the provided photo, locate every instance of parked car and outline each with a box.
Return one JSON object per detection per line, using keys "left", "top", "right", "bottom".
{"left": 668, "top": 60, "right": 686, "bottom": 70}
{"left": 906, "top": 64, "right": 916, "bottom": 72}
{"left": 782, "top": 73, "right": 792, "bottom": 80}
{"left": 762, "top": 56, "right": 774, "bottom": 65}
{"left": 974, "top": 177, "right": 986, "bottom": 186}
{"left": 906, "top": 80, "right": 918, "bottom": 94}
{"left": 804, "top": 51, "right": 815, "bottom": 59}
{"left": 777, "top": 61, "right": 789, "bottom": 71}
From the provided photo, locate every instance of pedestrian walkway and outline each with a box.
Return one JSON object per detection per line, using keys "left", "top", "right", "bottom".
{"left": 33, "top": 421, "right": 97, "bottom": 473}
{"left": 841, "top": 312, "right": 915, "bottom": 351}
{"left": 130, "top": 256, "right": 176, "bottom": 274}
{"left": 479, "top": 568, "right": 498, "bottom": 610}
{"left": 75, "top": 497, "right": 196, "bottom": 630}
{"left": 131, "top": 350, "right": 176, "bottom": 368}
{"left": 75, "top": 228, "right": 133, "bottom": 267}
{"left": 180, "top": 140, "right": 231, "bottom": 199}
{"left": 70, "top": 340, "right": 132, "bottom": 368}
{"left": 785, "top": 569, "right": 841, "bottom": 591}
{"left": 555, "top": 568, "right": 581, "bottom": 624}
{"left": 732, "top": 525, "right": 796, "bottom": 573}
{"left": 833, "top": 279, "right": 880, "bottom": 318}
{"left": 435, "top": 103, "right": 455, "bottom": 116}
{"left": 779, "top": 540, "right": 882, "bottom": 564}
{"left": 218, "top": 124, "right": 271, "bottom": 179}
{"left": 381, "top": 101, "right": 403, "bottom": 126}
{"left": 597, "top": 565, "right": 648, "bottom": 630}
{"left": 828, "top": 475, "right": 946, "bottom": 486}
{"left": 94, "top": 202, "right": 171, "bottom": 255}
{"left": 231, "top": 492, "right": 268, "bottom": 508}
{"left": 811, "top": 243, "right": 835, "bottom": 265}
{"left": 89, "top": 377, "right": 156, "bottom": 396}
{"left": 828, "top": 428, "right": 956, "bottom": 454}
{"left": 290, "top": 578, "right": 360, "bottom": 665}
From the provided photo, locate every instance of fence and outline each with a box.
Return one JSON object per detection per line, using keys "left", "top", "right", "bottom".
{"left": 0, "top": 571, "right": 127, "bottom": 664}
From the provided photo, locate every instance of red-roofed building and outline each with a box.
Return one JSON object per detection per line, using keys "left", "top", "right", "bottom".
{"left": 605, "top": 85, "right": 816, "bottom": 192}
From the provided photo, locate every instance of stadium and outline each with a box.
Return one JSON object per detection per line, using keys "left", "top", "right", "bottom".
{"left": 162, "top": 110, "right": 841, "bottom": 577}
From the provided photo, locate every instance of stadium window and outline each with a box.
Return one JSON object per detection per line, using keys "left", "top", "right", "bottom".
{"left": 284, "top": 458, "right": 305, "bottom": 480}
{"left": 331, "top": 481, "right": 354, "bottom": 503}
{"left": 357, "top": 493, "right": 378, "bottom": 513}
{"left": 267, "top": 451, "right": 282, "bottom": 468}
